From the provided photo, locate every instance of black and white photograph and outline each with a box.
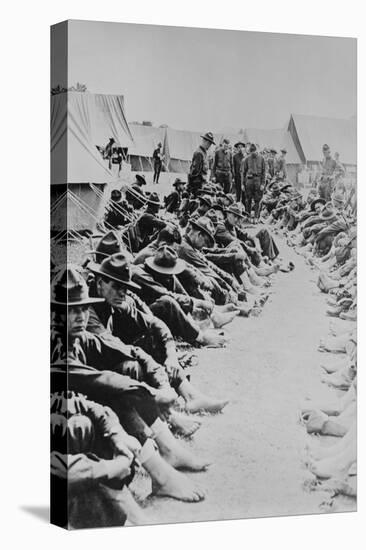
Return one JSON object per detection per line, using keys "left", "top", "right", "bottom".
{"left": 50, "top": 19, "right": 357, "bottom": 529}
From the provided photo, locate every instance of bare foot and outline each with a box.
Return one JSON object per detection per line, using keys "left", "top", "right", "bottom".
{"left": 186, "top": 395, "right": 229, "bottom": 414}
{"left": 152, "top": 469, "right": 205, "bottom": 502}
{"left": 169, "top": 410, "right": 202, "bottom": 437}
{"left": 211, "top": 309, "right": 240, "bottom": 328}
{"left": 198, "top": 329, "right": 228, "bottom": 348}
{"left": 160, "top": 442, "right": 211, "bottom": 472}
{"left": 309, "top": 450, "right": 355, "bottom": 479}
{"left": 153, "top": 387, "right": 178, "bottom": 406}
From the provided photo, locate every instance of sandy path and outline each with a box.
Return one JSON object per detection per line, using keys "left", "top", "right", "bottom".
{"left": 141, "top": 235, "right": 355, "bottom": 524}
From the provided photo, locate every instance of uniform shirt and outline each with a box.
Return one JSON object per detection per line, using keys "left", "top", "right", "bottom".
{"left": 153, "top": 147, "right": 163, "bottom": 166}
{"left": 321, "top": 156, "right": 337, "bottom": 177}
{"left": 233, "top": 151, "right": 245, "bottom": 182}
{"left": 189, "top": 146, "right": 209, "bottom": 182}
{"left": 165, "top": 190, "right": 181, "bottom": 213}
{"left": 241, "top": 153, "right": 266, "bottom": 186}
{"left": 212, "top": 147, "right": 234, "bottom": 178}
{"left": 50, "top": 328, "right": 146, "bottom": 398}
{"left": 274, "top": 156, "right": 287, "bottom": 179}
{"left": 89, "top": 294, "right": 174, "bottom": 349}
{"left": 126, "top": 184, "right": 146, "bottom": 210}
{"left": 131, "top": 264, "right": 194, "bottom": 314}
{"left": 136, "top": 211, "right": 166, "bottom": 249}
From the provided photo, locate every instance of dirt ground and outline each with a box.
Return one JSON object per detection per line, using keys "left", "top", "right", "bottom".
{"left": 138, "top": 233, "right": 356, "bottom": 525}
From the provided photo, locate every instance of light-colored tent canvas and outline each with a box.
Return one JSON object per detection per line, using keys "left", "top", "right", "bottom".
{"left": 164, "top": 128, "right": 202, "bottom": 173}
{"left": 128, "top": 124, "right": 167, "bottom": 171}
{"left": 288, "top": 114, "right": 356, "bottom": 167}
{"left": 51, "top": 92, "right": 131, "bottom": 231}
{"left": 243, "top": 127, "right": 301, "bottom": 165}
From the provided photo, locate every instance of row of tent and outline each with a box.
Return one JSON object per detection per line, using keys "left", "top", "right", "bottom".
{"left": 128, "top": 116, "right": 356, "bottom": 175}
{"left": 51, "top": 91, "right": 357, "bottom": 187}
{"left": 50, "top": 92, "right": 356, "bottom": 234}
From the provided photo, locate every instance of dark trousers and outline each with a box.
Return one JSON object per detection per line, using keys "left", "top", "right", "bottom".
{"left": 153, "top": 162, "right": 162, "bottom": 183}
{"left": 216, "top": 171, "right": 232, "bottom": 194}
{"left": 234, "top": 175, "right": 242, "bottom": 202}
{"left": 51, "top": 368, "right": 159, "bottom": 445}
{"left": 150, "top": 295, "right": 199, "bottom": 344}
{"left": 245, "top": 179, "right": 263, "bottom": 218}
{"left": 255, "top": 228, "right": 279, "bottom": 260}
{"left": 318, "top": 180, "right": 333, "bottom": 202}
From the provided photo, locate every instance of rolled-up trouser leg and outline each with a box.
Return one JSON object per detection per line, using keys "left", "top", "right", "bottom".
{"left": 150, "top": 296, "right": 199, "bottom": 344}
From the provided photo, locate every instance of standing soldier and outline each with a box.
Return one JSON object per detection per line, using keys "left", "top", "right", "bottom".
{"left": 233, "top": 141, "right": 246, "bottom": 203}
{"left": 241, "top": 143, "right": 266, "bottom": 223}
{"left": 267, "top": 149, "right": 277, "bottom": 180}
{"left": 188, "top": 132, "right": 216, "bottom": 198}
{"left": 153, "top": 142, "right": 164, "bottom": 184}
{"left": 318, "top": 144, "right": 337, "bottom": 201}
{"left": 274, "top": 148, "right": 288, "bottom": 182}
{"left": 211, "top": 138, "right": 234, "bottom": 194}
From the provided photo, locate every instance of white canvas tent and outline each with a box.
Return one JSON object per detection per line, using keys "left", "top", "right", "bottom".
{"left": 51, "top": 92, "right": 133, "bottom": 233}
{"left": 164, "top": 128, "right": 203, "bottom": 173}
{"left": 128, "top": 124, "right": 166, "bottom": 172}
{"left": 288, "top": 114, "right": 357, "bottom": 169}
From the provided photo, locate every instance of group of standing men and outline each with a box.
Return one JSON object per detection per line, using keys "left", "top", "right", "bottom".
{"left": 188, "top": 132, "right": 288, "bottom": 223}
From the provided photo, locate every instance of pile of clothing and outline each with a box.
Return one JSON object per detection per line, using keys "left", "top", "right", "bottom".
{"left": 51, "top": 178, "right": 292, "bottom": 528}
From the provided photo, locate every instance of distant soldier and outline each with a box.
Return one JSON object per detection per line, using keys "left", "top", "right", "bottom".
{"left": 188, "top": 132, "right": 216, "bottom": 198}
{"left": 318, "top": 144, "right": 337, "bottom": 201}
{"left": 211, "top": 138, "right": 234, "bottom": 194}
{"left": 152, "top": 142, "right": 164, "bottom": 184}
{"left": 232, "top": 141, "right": 246, "bottom": 202}
{"left": 267, "top": 149, "right": 277, "bottom": 180}
{"left": 241, "top": 144, "right": 266, "bottom": 223}
{"left": 274, "top": 148, "right": 287, "bottom": 181}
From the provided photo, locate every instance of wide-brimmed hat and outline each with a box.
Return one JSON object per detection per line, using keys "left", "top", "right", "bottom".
{"left": 111, "top": 189, "right": 123, "bottom": 203}
{"left": 89, "top": 252, "right": 141, "bottom": 290}
{"left": 189, "top": 216, "right": 215, "bottom": 246}
{"left": 51, "top": 266, "right": 104, "bottom": 306}
{"left": 234, "top": 141, "right": 246, "bottom": 148}
{"left": 199, "top": 195, "right": 214, "bottom": 208}
{"left": 225, "top": 204, "right": 249, "bottom": 218}
{"left": 280, "top": 148, "right": 287, "bottom": 154}
{"left": 280, "top": 183, "right": 293, "bottom": 193}
{"left": 173, "top": 178, "right": 186, "bottom": 188}
{"left": 146, "top": 192, "right": 162, "bottom": 207}
{"left": 270, "top": 148, "right": 277, "bottom": 154}
{"left": 322, "top": 144, "right": 330, "bottom": 152}
{"left": 268, "top": 181, "right": 281, "bottom": 191}
{"left": 145, "top": 245, "right": 185, "bottom": 275}
{"left": 135, "top": 174, "right": 147, "bottom": 185}
{"left": 310, "top": 198, "right": 326, "bottom": 212}
{"left": 86, "top": 231, "right": 123, "bottom": 262}
{"left": 320, "top": 205, "right": 336, "bottom": 220}
{"left": 200, "top": 132, "right": 216, "bottom": 145}
{"left": 197, "top": 184, "right": 217, "bottom": 197}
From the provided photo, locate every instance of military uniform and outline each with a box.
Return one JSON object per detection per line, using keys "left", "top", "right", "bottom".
{"left": 241, "top": 153, "right": 266, "bottom": 218}
{"left": 188, "top": 145, "right": 209, "bottom": 197}
{"left": 212, "top": 147, "right": 234, "bottom": 194}
{"left": 153, "top": 147, "right": 163, "bottom": 183}
{"left": 136, "top": 211, "right": 166, "bottom": 250}
{"left": 318, "top": 156, "right": 337, "bottom": 201}
{"left": 233, "top": 150, "right": 245, "bottom": 202}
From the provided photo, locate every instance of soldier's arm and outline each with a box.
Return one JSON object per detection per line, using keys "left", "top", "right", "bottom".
{"left": 190, "top": 150, "right": 204, "bottom": 178}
